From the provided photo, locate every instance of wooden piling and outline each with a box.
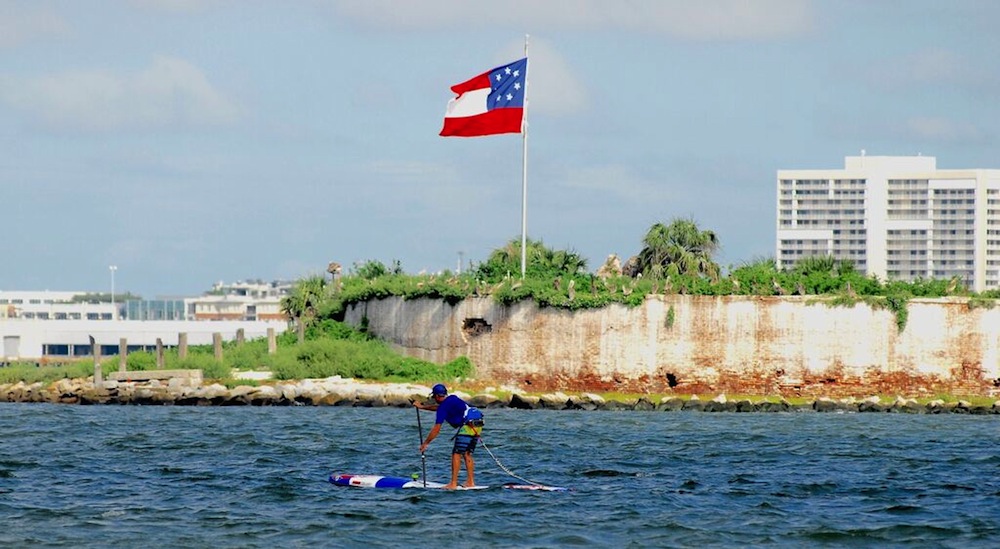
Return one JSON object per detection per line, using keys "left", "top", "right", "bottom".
{"left": 213, "top": 333, "right": 222, "bottom": 362}
{"left": 267, "top": 328, "right": 276, "bottom": 355}
{"left": 156, "top": 338, "right": 164, "bottom": 369}
{"left": 178, "top": 333, "right": 188, "bottom": 359}
{"left": 91, "top": 335, "right": 102, "bottom": 385}
{"left": 119, "top": 338, "right": 127, "bottom": 373}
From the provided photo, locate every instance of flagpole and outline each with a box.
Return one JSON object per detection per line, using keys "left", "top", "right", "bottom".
{"left": 520, "top": 34, "right": 530, "bottom": 279}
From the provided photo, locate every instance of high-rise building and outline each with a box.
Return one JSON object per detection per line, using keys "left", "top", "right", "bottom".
{"left": 776, "top": 154, "right": 1000, "bottom": 292}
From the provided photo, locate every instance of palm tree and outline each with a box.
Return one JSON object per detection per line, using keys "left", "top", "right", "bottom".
{"left": 636, "top": 218, "right": 720, "bottom": 280}
{"left": 792, "top": 255, "right": 837, "bottom": 275}
{"left": 280, "top": 275, "right": 327, "bottom": 325}
{"left": 539, "top": 247, "right": 588, "bottom": 277}
{"left": 476, "top": 238, "right": 588, "bottom": 282}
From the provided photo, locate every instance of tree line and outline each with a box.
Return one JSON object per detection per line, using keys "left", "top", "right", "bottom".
{"left": 281, "top": 217, "right": 998, "bottom": 333}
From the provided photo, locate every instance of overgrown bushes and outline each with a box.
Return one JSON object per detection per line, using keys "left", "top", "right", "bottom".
{"left": 263, "top": 338, "right": 471, "bottom": 381}
{"left": 2, "top": 319, "right": 473, "bottom": 385}
{"left": 291, "top": 244, "right": 994, "bottom": 338}
{"left": 0, "top": 362, "right": 93, "bottom": 384}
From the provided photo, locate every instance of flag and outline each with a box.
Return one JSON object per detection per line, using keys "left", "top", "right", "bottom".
{"left": 440, "top": 57, "right": 527, "bottom": 137}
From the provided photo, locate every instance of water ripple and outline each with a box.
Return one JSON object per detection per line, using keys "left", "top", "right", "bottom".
{"left": 1, "top": 405, "right": 999, "bottom": 546}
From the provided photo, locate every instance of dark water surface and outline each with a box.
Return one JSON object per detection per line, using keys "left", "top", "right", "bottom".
{"left": 1, "top": 404, "right": 998, "bottom": 547}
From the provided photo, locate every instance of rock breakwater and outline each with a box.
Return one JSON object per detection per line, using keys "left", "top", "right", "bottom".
{"left": 1, "top": 377, "right": 999, "bottom": 414}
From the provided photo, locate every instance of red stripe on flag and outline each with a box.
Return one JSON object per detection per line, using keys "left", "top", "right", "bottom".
{"left": 439, "top": 108, "right": 523, "bottom": 137}
{"left": 449, "top": 72, "right": 493, "bottom": 95}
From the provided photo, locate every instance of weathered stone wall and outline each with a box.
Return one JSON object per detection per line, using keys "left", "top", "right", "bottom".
{"left": 344, "top": 295, "right": 1000, "bottom": 396}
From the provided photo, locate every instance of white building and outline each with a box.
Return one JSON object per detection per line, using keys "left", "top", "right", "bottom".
{"left": 0, "top": 281, "right": 293, "bottom": 361}
{"left": 1, "top": 319, "right": 287, "bottom": 362}
{"left": 0, "top": 291, "right": 116, "bottom": 321}
{"left": 187, "top": 279, "right": 291, "bottom": 321}
{"left": 777, "top": 155, "right": 1000, "bottom": 292}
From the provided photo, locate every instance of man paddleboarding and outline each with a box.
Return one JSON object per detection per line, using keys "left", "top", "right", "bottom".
{"left": 413, "top": 384, "right": 484, "bottom": 489}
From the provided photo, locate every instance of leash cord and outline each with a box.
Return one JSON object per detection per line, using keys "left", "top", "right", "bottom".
{"left": 472, "top": 430, "right": 543, "bottom": 487}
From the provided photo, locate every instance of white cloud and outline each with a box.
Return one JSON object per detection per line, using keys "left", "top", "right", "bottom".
{"left": 866, "top": 48, "right": 1000, "bottom": 95}
{"left": 558, "top": 164, "right": 665, "bottom": 204}
{"left": 367, "top": 159, "right": 459, "bottom": 181}
{"left": 0, "top": 55, "right": 241, "bottom": 132}
{"left": 330, "top": 0, "right": 813, "bottom": 40}
{"left": 127, "top": 0, "right": 213, "bottom": 13}
{"left": 497, "top": 39, "right": 586, "bottom": 117}
{"left": 870, "top": 49, "right": 967, "bottom": 88}
{"left": 904, "top": 49, "right": 968, "bottom": 83}
{"left": 902, "top": 116, "right": 985, "bottom": 143}
{"left": 0, "top": 5, "right": 69, "bottom": 49}
{"left": 825, "top": 112, "right": 989, "bottom": 146}
{"left": 362, "top": 159, "right": 494, "bottom": 212}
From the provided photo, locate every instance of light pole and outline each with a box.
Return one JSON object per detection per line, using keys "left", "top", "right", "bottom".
{"left": 109, "top": 265, "right": 117, "bottom": 320}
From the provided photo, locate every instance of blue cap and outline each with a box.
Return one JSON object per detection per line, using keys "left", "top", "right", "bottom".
{"left": 431, "top": 384, "right": 448, "bottom": 396}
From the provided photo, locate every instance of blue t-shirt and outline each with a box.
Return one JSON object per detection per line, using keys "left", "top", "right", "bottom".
{"left": 435, "top": 395, "right": 481, "bottom": 428}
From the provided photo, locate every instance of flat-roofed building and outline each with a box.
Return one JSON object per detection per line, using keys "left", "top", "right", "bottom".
{"left": 0, "top": 281, "right": 293, "bottom": 360}
{"left": 189, "top": 279, "right": 291, "bottom": 321}
{"left": 777, "top": 155, "right": 1000, "bottom": 292}
{"left": 0, "top": 291, "right": 116, "bottom": 321}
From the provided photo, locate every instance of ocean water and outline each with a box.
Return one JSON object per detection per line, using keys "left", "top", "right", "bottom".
{"left": 1, "top": 404, "right": 998, "bottom": 548}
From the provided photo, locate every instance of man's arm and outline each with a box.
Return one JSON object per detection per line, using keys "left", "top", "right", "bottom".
{"left": 420, "top": 423, "right": 442, "bottom": 453}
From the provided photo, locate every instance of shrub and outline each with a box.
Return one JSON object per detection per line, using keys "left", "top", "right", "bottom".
{"left": 127, "top": 352, "right": 158, "bottom": 371}
{"left": 262, "top": 353, "right": 307, "bottom": 380}
{"left": 174, "top": 354, "right": 230, "bottom": 380}
{"left": 0, "top": 362, "right": 93, "bottom": 384}
{"left": 226, "top": 343, "right": 268, "bottom": 371}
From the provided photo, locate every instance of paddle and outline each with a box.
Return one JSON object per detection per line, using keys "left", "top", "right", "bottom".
{"left": 415, "top": 404, "right": 427, "bottom": 487}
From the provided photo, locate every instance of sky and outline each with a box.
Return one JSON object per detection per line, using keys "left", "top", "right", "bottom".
{"left": 2, "top": 1, "right": 999, "bottom": 298}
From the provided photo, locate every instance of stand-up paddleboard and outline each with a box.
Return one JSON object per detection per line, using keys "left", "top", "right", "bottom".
{"left": 330, "top": 474, "right": 488, "bottom": 490}
{"left": 330, "top": 474, "right": 567, "bottom": 491}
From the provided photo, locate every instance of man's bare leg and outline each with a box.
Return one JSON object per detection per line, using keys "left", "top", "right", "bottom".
{"left": 444, "top": 453, "right": 460, "bottom": 489}
{"left": 462, "top": 453, "right": 475, "bottom": 487}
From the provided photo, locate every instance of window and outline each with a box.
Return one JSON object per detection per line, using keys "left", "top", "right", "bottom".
{"left": 44, "top": 344, "right": 70, "bottom": 356}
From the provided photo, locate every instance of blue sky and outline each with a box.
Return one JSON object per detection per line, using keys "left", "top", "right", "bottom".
{"left": 2, "top": 1, "right": 998, "bottom": 297}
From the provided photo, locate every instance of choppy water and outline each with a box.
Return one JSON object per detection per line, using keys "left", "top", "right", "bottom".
{"left": 1, "top": 404, "right": 998, "bottom": 548}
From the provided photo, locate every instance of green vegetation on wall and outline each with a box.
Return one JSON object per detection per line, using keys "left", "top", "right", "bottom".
{"left": 281, "top": 218, "right": 995, "bottom": 337}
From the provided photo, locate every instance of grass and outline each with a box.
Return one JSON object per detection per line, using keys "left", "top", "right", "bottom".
{"left": 0, "top": 362, "right": 93, "bottom": 385}
{"left": 0, "top": 320, "right": 473, "bottom": 388}
{"left": 222, "top": 379, "right": 259, "bottom": 389}
{"left": 914, "top": 394, "right": 996, "bottom": 407}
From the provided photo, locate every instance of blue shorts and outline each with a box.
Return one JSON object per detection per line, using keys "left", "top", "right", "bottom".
{"left": 452, "top": 434, "right": 479, "bottom": 455}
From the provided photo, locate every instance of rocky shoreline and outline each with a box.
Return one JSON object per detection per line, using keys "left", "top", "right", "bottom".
{"left": 2, "top": 376, "right": 1000, "bottom": 414}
